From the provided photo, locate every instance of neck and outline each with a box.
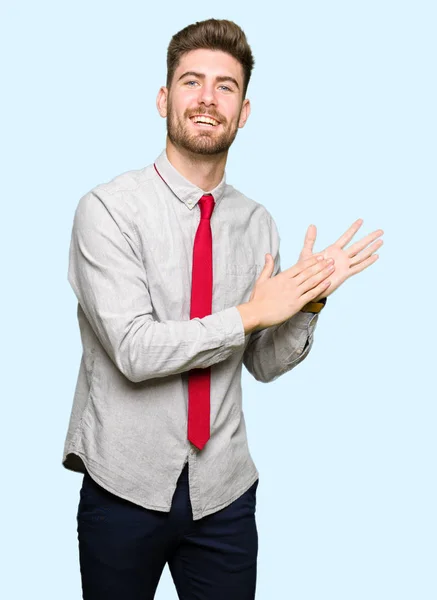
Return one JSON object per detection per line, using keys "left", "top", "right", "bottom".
{"left": 165, "top": 137, "right": 227, "bottom": 192}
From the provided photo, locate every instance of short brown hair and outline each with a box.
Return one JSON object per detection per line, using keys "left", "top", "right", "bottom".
{"left": 166, "top": 19, "right": 255, "bottom": 98}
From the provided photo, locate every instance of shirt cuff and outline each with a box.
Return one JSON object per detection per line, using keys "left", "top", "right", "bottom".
{"left": 216, "top": 306, "right": 246, "bottom": 356}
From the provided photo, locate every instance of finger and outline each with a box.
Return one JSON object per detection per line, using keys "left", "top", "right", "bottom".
{"left": 298, "top": 261, "right": 334, "bottom": 293}
{"left": 302, "top": 224, "right": 317, "bottom": 253}
{"left": 294, "top": 258, "right": 334, "bottom": 286}
{"left": 258, "top": 253, "right": 275, "bottom": 279}
{"left": 300, "top": 277, "right": 331, "bottom": 305}
{"left": 287, "top": 254, "right": 325, "bottom": 278}
{"left": 347, "top": 229, "right": 384, "bottom": 258}
{"left": 333, "top": 218, "right": 364, "bottom": 249}
{"left": 349, "top": 253, "right": 379, "bottom": 276}
{"left": 350, "top": 239, "right": 383, "bottom": 266}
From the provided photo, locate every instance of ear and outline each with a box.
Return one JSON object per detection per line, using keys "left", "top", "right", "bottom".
{"left": 238, "top": 98, "right": 251, "bottom": 129}
{"left": 156, "top": 86, "right": 168, "bottom": 118}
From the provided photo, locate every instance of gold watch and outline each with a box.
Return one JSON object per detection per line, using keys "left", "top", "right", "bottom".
{"left": 301, "top": 297, "right": 327, "bottom": 313}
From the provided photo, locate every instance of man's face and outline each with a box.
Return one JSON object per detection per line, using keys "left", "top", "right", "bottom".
{"left": 157, "top": 49, "right": 250, "bottom": 156}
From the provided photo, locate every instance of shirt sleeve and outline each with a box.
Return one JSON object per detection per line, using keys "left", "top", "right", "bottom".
{"left": 68, "top": 190, "right": 245, "bottom": 383}
{"left": 242, "top": 211, "right": 324, "bottom": 383}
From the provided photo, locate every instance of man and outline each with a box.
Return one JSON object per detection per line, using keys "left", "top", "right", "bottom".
{"left": 63, "top": 18, "right": 384, "bottom": 600}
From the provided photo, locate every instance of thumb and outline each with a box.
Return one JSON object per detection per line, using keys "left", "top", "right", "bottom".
{"left": 259, "top": 253, "right": 275, "bottom": 279}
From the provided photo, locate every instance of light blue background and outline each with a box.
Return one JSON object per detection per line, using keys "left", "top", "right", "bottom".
{"left": 2, "top": 1, "right": 435, "bottom": 598}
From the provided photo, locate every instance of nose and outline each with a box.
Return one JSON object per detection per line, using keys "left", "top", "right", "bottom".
{"left": 197, "top": 81, "right": 217, "bottom": 107}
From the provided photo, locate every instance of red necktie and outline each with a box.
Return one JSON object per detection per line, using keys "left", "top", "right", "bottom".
{"left": 188, "top": 194, "right": 215, "bottom": 450}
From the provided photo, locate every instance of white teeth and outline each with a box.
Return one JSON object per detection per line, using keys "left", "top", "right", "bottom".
{"left": 192, "top": 116, "right": 218, "bottom": 126}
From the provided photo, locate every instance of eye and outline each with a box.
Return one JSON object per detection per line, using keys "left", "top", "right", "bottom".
{"left": 219, "top": 85, "right": 232, "bottom": 92}
{"left": 185, "top": 80, "right": 199, "bottom": 87}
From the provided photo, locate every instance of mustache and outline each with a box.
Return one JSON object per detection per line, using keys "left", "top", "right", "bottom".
{"left": 186, "top": 108, "right": 226, "bottom": 123}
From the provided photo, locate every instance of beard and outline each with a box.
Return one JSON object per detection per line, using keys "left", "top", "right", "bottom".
{"left": 166, "top": 100, "right": 240, "bottom": 156}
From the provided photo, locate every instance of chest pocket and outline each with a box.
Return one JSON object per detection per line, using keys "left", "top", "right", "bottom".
{"left": 223, "top": 264, "right": 262, "bottom": 310}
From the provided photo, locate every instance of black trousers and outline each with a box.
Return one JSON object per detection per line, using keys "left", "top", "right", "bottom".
{"left": 77, "top": 462, "right": 259, "bottom": 599}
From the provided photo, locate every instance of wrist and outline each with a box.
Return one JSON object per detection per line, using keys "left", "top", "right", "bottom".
{"left": 236, "top": 301, "right": 261, "bottom": 334}
{"left": 301, "top": 296, "right": 327, "bottom": 313}
{"left": 312, "top": 293, "right": 327, "bottom": 303}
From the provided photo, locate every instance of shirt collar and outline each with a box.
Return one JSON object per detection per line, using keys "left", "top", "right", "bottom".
{"left": 153, "top": 149, "right": 227, "bottom": 210}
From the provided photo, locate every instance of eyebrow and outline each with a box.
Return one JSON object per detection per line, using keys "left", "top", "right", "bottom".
{"left": 177, "top": 71, "right": 240, "bottom": 90}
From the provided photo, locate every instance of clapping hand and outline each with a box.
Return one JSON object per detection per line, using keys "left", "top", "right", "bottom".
{"left": 298, "top": 219, "right": 384, "bottom": 301}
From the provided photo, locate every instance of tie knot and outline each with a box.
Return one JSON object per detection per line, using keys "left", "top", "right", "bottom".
{"left": 198, "top": 194, "right": 215, "bottom": 220}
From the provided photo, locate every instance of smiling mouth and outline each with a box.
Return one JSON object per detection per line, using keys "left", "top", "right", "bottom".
{"left": 189, "top": 115, "right": 221, "bottom": 127}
